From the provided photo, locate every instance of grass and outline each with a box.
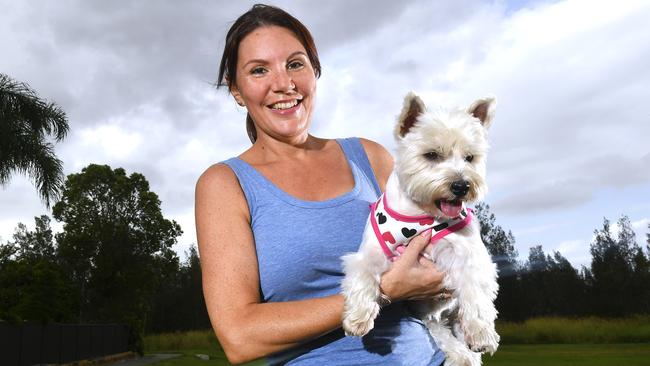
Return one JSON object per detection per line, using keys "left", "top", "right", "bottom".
{"left": 144, "top": 329, "right": 221, "bottom": 351}
{"left": 144, "top": 331, "right": 263, "bottom": 366}
{"left": 496, "top": 315, "right": 650, "bottom": 344}
{"left": 146, "top": 344, "right": 650, "bottom": 366}
{"left": 143, "top": 350, "right": 264, "bottom": 366}
{"left": 483, "top": 343, "right": 650, "bottom": 366}
{"left": 147, "top": 348, "right": 266, "bottom": 366}
{"left": 144, "top": 317, "right": 650, "bottom": 365}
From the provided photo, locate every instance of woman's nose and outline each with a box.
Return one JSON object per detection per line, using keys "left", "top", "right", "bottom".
{"left": 272, "top": 70, "right": 295, "bottom": 93}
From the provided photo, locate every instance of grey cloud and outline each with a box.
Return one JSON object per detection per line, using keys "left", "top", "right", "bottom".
{"left": 2, "top": 0, "right": 649, "bottom": 256}
{"left": 494, "top": 179, "right": 594, "bottom": 213}
{"left": 494, "top": 153, "right": 650, "bottom": 214}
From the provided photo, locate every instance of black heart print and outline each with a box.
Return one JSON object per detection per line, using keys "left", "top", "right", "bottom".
{"left": 402, "top": 228, "right": 417, "bottom": 238}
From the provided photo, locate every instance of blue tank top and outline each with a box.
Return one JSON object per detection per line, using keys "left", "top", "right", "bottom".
{"left": 223, "top": 138, "right": 445, "bottom": 366}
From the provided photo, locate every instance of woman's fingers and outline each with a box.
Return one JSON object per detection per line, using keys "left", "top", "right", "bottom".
{"left": 401, "top": 229, "right": 432, "bottom": 262}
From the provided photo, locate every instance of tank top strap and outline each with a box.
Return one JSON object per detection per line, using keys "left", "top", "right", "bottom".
{"left": 220, "top": 158, "right": 262, "bottom": 218}
{"left": 336, "top": 137, "right": 382, "bottom": 198}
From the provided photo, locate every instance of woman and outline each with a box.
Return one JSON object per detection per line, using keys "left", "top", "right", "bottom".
{"left": 195, "top": 4, "right": 448, "bottom": 365}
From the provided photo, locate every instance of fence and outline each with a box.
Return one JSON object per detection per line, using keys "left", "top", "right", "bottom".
{"left": 0, "top": 322, "right": 130, "bottom": 366}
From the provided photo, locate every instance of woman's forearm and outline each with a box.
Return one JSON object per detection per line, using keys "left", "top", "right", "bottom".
{"left": 216, "top": 294, "right": 344, "bottom": 364}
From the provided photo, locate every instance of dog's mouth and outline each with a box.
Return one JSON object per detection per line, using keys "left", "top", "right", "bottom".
{"left": 435, "top": 199, "right": 464, "bottom": 218}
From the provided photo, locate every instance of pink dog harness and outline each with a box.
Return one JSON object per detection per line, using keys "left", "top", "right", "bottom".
{"left": 369, "top": 193, "right": 473, "bottom": 260}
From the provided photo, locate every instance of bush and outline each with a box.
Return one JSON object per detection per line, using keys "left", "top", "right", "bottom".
{"left": 497, "top": 315, "right": 650, "bottom": 344}
{"left": 144, "top": 329, "right": 220, "bottom": 351}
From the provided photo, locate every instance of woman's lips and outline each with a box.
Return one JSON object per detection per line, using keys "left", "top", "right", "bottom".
{"left": 267, "top": 99, "right": 302, "bottom": 115}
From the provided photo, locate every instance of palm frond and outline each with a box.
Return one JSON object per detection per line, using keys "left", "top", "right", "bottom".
{"left": 0, "top": 73, "right": 69, "bottom": 141}
{"left": 0, "top": 73, "right": 68, "bottom": 207}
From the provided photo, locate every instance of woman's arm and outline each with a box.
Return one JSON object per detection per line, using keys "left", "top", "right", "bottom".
{"left": 196, "top": 164, "right": 343, "bottom": 364}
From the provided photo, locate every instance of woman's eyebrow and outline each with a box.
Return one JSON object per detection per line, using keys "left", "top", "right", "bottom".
{"left": 242, "top": 51, "right": 309, "bottom": 68}
{"left": 288, "top": 51, "right": 308, "bottom": 59}
{"left": 242, "top": 58, "right": 268, "bottom": 68}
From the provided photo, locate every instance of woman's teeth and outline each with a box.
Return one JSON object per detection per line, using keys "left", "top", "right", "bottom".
{"left": 270, "top": 99, "right": 299, "bottom": 110}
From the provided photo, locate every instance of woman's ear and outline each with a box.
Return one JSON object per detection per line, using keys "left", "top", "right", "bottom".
{"left": 227, "top": 77, "right": 246, "bottom": 107}
{"left": 231, "top": 88, "right": 245, "bottom": 107}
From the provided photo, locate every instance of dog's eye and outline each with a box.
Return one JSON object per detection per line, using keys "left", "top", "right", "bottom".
{"left": 424, "top": 152, "right": 439, "bottom": 161}
{"left": 465, "top": 155, "right": 474, "bottom": 162}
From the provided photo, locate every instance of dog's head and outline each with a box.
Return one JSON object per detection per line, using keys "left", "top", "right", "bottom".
{"left": 393, "top": 92, "right": 496, "bottom": 218}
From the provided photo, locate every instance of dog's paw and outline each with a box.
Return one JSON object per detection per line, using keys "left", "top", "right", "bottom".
{"left": 466, "top": 327, "right": 500, "bottom": 355}
{"left": 443, "top": 347, "right": 481, "bottom": 366}
{"left": 342, "top": 301, "right": 380, "bottom": 337}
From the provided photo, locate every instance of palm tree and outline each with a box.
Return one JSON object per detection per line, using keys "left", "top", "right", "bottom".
{"left": 0, "top": 73, "right": 69, "bottom": 207}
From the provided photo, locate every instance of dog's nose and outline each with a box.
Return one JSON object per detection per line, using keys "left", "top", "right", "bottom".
{"left": 451, "top": 180, "right": 470, "bottom": 197}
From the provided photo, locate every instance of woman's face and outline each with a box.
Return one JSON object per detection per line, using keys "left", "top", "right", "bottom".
{"left": 231, "top": 25, "right": 317, "bottom": 143}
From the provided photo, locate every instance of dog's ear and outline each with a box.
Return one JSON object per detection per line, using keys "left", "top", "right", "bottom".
{"left": 467, "top": 96, "right": 497, "bottom": 129}
{"left": 395, "top": 91, "right": 426, "bottom": 139}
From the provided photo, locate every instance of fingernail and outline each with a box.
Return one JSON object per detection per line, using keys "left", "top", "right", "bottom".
{"left": 420, "top": 229, "right": 432, "bottom": 238}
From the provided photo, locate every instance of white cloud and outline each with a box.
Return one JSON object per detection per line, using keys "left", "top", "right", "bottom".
{"left": 78, "top": 124, "right": 142, "bottom": 160}
{"left": 2, "top": 0, "right": 649, "bottom": 266}
{"left": 632, "top": 218, "right": 650, "bottom": 246}
{"left": 555, "top": 239, "right": 591, "bottom": 268}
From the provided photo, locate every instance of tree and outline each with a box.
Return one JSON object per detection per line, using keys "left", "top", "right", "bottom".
{"left": 12, "top": 215, "right": 56, "bottom": 260}
{"left": 588, "top": 216, "right": 638, "bottom": 316}
{"left": 474, "top": 203, "right": 519, "bottom": 274}
{"left": 147, "top": 245, "right": 211, "bottom": 333}
{"left": 0, "top": 241, "right": 16, "bottom": 268}
{"left": 474, "top": 203, "right": 522, "bottom": 320}
{"left": 547, "top": 251, "right": 588, "bottom": 316}
{"left": 520, "top": 245, "right": 551, "bottom": 317}
{"left": 53, "top": 164, "right": 182, "bottom": 353}
{"left": 519, "top": 245, "right": 587, "bottom": 317}
{"left": 0, "top": 73, "right": 69, "bottom": 207}
{"left": 0, "top": 216, "right": 71, "bottom": 322}
{"left": 631, "top": 245, "right": 650, "bottom": 314}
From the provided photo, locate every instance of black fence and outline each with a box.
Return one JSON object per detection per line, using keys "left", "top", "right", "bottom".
{"left": 0, "top": 322, "right": 129, "bottom": 366}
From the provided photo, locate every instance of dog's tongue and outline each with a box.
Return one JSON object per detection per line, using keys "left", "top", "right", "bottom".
{"left": 440, "top": 200, "right": 463, "bottom": 217}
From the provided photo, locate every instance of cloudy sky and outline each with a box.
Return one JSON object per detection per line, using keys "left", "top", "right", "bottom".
{"left": 1, "top": 0, "right": 649, "bottom": 268}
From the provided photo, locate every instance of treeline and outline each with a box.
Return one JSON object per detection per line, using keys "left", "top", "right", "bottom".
{"left": 476, "top": 203, "right": 650, "bottom": 321}
{"left": 1, "top": 164, "right": 649, "bottom": 354}
{"left": 0, "top": 164, "right": 209, "bottom": 353}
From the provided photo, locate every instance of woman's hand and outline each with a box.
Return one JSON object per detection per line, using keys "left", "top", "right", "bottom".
{"left": 379, "top": 229, "right": 449, "bottom": 302}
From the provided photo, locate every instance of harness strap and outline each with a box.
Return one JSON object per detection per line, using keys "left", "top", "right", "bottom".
{"left": 369, "top": 194, "right": 473, "bottom": 260}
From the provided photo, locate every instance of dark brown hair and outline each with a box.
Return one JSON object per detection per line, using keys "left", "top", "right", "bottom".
{"left": 217, "top": 4, "right": 321, "bottom": 143}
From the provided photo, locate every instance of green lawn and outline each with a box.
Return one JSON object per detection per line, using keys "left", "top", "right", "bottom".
{"left": 147, "top": 344, "right": 650, "bottom": 366}
{"left": 144, "top": 319, "right": 650, "bottom": 366}
{"left": 145, "top": 349, "right": 264, "bottom": 366}
{"left": 483, "top": 343, "right": 650, "bottom": 366}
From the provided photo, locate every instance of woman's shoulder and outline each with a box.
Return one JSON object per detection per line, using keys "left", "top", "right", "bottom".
{"left": 357, "top": 138, "right": 392, "bottom": 161}
{"left": 196, "top": 162, "right": 237, "bottom": 191}
{"left": 195, "top": 162, "right": 249, "bottom": 217}
{"left": 357, "top": 138, "right": 394, "bottom": 190}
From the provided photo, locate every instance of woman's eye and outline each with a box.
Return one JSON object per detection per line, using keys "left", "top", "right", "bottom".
{"left": 465, "top": 155, "right": 474, "bottom": 163}
{"left": 424, "top": 152, "right": 439, "bottom": 161}
{"left": 288, "top": 60, "right": 304, "bottom": 70}
{"left": 251, "top": 67, "right": 267, "bottom": 75}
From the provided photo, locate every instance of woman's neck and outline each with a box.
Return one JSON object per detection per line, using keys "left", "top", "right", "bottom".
{"left": 243, "top": 134, "right": 326, "bottom": 165}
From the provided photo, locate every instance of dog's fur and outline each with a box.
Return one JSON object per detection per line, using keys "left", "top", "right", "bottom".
{"left": 341, "top": 92, "right": 499, "bottom": 366}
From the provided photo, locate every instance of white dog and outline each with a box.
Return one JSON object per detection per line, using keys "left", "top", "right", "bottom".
{"left": 341, "top": 92, "right": 500, "bottom": 366}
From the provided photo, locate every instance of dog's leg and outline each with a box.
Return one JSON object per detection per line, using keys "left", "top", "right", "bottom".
{"left": 341, "top": 229, "right": 389, "bottom": 337}
{"left": 454, "top": 243, "right": 500, "bottom": 355}
{"left": 425, "top": 319, "right": 481, "bottom": 366}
